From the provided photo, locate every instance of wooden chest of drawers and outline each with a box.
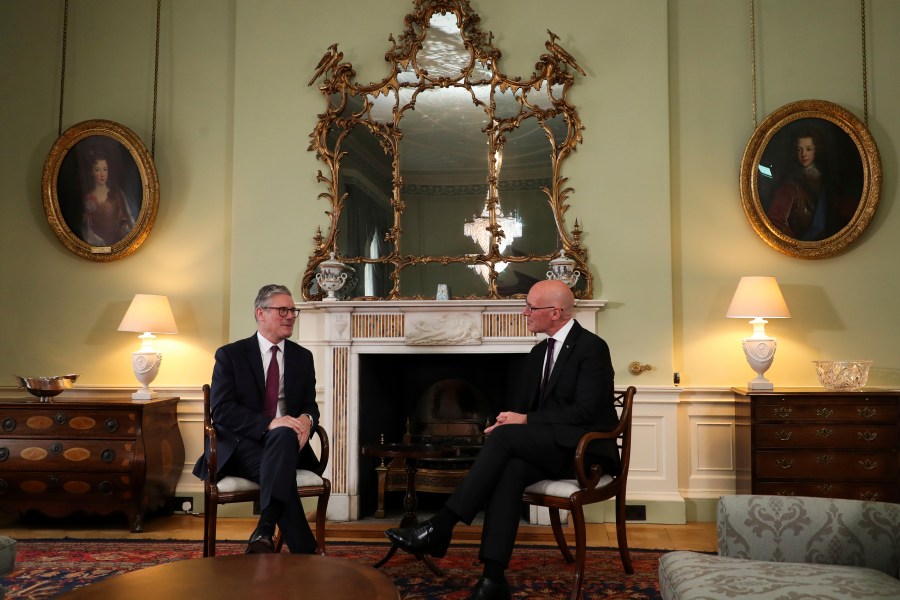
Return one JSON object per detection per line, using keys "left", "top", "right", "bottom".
{"left": 0, "top": 396, "right": 184, "bottom": 531}
{"left": 733, "top": 388, "right": 899, "bottom": 503}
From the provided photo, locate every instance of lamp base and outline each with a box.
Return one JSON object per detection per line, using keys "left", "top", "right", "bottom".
{"left": 132, "top": 388, "right": 158, "bottom": 401}
{"left": 747, "top": 377, "right": 774, "bottom": 390}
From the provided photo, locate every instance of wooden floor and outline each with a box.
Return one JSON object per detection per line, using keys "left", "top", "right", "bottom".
{"left": 0, "top": 511, "right": 716, "bottom": 553}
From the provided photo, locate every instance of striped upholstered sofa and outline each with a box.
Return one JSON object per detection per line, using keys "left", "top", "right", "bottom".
{"left": 658, "top": 495, "right": 900, "bottom": 599}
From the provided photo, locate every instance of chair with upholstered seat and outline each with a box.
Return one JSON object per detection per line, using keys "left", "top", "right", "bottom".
{"left": 522, "top": 385, "right": 636, "bottom": 600}
{"left": 201, "top": 383, "right": 331, "bottom": 557}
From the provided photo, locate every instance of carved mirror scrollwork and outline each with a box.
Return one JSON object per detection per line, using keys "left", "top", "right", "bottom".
{"left": 304, "top": 0, "right": 591, "bottom": 300}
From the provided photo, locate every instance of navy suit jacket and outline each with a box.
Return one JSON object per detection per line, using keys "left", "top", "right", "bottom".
{"left": 193, "top": 334, "right": 320, "bottom": 481}
{"left": 513, "top": 320, "right": 620, "bottom": 473}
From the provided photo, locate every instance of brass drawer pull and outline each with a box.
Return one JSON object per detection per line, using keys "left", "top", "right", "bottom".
{"left": 101, "top": 449, "right": 116, "bottom": 463}
{"left": 816, "top": 455, "right": 834, "bottom": 465}
{"left": 55, "top": 413, "right": 68, "bottom": 425}
{"left": 816, "top": 428, "right": 833, "bottom": 438}
{"left": 774, "top": 430, "right": 793, "bottom": 441}
{"left": 858, "top": 407, "right": 877, "bottom": 418}
{"left": 2, "top": 418, "right": 15, "bottom": 433}
{"left": 776, "top": 458, "right": 794, "bottom": 469}
{"left": 774, "top": 407, "right": 792, "bottom": 418}
{"left": 105, "top": 419, "right": 119, "bottom": 433}
{"left": 815, "top": 408, "right": 834, "bottom": 418}
{"left": 858, "top": 431, "right": 878, "bottom": 442}
{"left": 0, "top": 447, "right": 8, "bottom": 461}
{"left": 858, "top": 459, "right": 877, "bottom": 470}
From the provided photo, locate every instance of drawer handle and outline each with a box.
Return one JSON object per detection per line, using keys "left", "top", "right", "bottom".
{"left": 49, "top": 475, "right": 60, "bottom": 488}
{"left": 0, "top": 479, "right": 7, "bottom": 494}
{"left": 101, "top": 449, "right": 115, "bottom": 463}
{"left": 97, "top": 481, "right": 113, "bottom": 495}
{"left": 774, "top": 430, "right": 793, "bottom": 441}
{"left": 858, "top": 431, "right": 878, "bottom": 442}
{"left": 816, "top": 428, "right": 833, "bottom": 438}
{"left": 49, "top": 443, "right": 63, "bottom": 455}
{"left": 0, "top": 447, "right": 8, "bottom": 461}
{"left": 858, "top": 407, "right": 877, "bottom": 418}
{"left": 859, "top": 459, "right": 877, "bottom": 470}
{"left": 774, "top": 407, "right": 792, "bottom": 418}
{"left": 776, "top": 458, "right": 794, "bottom": 469}
{"left": 815, "top": 408, "right": 834, "bottom": 419}
{"left": 816, "top": 455, "right": 834, "bottom": 465}
{"left": 105, "top": 419, "right": 119, "bottom": 433}
{"left": 55, "top": 413, "right": 68, "bottom": 425}
{"left": 859, "top": 491, "right": 879, "bottom": 502}
{"left": 2, "top": 418, "right": 15, "bottom": 433}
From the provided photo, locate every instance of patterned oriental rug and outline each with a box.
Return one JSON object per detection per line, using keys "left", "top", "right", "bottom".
{"left": 1, "top": 539, "right": 665, "bottom": 599}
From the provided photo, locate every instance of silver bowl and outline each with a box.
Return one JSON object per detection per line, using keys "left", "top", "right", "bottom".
{"left": 13, "top": 374, "right": 79, "bottom": 402}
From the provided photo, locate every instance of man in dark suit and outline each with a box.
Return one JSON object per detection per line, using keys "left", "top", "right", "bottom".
{"left": 386, "top": 280, "right": 619, "bottom": 600}
{"left": 193, "top": 284, "right": 320, "bottom": 554}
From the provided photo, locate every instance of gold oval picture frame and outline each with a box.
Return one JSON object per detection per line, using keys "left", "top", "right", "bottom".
{"left": 42, "top": 119, "right": 159, "bottom": 261}
{"left": 739, "top": 100, "right": 881, "bottom": 259}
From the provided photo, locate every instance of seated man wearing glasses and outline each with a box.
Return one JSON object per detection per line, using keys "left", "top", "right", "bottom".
{"left": 385, "top": 279, "right": 620, "bottom": 600}
{"left": 193, "top": 284, "right": 320, "bottom": 554}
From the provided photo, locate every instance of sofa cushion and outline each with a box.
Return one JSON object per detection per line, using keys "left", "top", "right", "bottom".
{"left": 659, "top": 550, "right": 900, "bottom": 600}
{"left": 0, "top": 535, "right": 16, "bottom": 576}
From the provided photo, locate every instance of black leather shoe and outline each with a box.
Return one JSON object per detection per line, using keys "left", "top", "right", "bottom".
{"left": 467, "top": 577, "right": 511, "bottom": 600}
{"left": 384, "top": 519, "right": 450, "bottom": 558}
{"left": 245, "top": 526, "right": 275, "bottom": 554}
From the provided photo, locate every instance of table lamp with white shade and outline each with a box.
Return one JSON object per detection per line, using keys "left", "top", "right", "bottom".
{"left": 118, "top": 294, "right": 178, "bottom": 400}
{"left": 726, "top": 276, "right": 791, "bottom": 390}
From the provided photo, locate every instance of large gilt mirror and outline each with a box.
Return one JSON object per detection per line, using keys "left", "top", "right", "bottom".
{"left": 303, "top": 0, "right": 591, "bottom": 300}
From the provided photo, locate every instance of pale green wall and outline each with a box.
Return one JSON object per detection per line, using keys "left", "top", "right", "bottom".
{"left": 1, "top": 0, "right": 898, "bottom": 391}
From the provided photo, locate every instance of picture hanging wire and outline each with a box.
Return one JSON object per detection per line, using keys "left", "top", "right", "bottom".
{"left": 56, "top": 0, "right": 162, "bottom": 157}
{"left": 748, "top": 0, "right": 870, "bottom": 128}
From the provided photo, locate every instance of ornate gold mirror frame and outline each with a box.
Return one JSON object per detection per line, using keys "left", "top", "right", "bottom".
{"left": 303, "top": 0, "right": 591, "bottom": 300}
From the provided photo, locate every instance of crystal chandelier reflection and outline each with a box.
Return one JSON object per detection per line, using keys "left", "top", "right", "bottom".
{"left": 464, "top": 149, "right": 523, "bottom": 282}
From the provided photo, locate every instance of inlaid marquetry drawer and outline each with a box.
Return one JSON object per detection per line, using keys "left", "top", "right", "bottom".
{"left": 0, "top": 438, "right": 135, "bottom": 471}
{"left": 1, "top": 408, "right": 138, "bottom": 439}
{"left": 0, "top": 396, "right": 183, "bottom": 532}
{"left": 733, "top": 388, "right": 900, "bottom": 503}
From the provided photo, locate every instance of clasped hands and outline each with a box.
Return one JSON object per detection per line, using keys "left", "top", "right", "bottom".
{"left": 484, "top": 410, "right": 526, "bottom": 434}
{"left": 268, "top": 414, "right": 313, "bottom": 448}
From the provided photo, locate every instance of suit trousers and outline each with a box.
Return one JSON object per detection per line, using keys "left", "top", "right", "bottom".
{"left": 445, "top": 424, "right": 574, "bottom": 568}
{"left": 221, "top": 427, "right": 317, "bottom": 553}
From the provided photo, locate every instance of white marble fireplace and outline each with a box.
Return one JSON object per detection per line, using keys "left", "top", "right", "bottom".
{"left": 294, "top": 298, "right": 605, "bottom": 521}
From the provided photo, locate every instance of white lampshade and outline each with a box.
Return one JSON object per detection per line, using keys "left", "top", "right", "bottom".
{"left": 118, "top": 294, "right": 178, "bottom": 335}
{"left": 726, "top": 277, "right": 790, "bottom": 391}
{"left": 726, "top": 276, "right": 791, "bottom": 320}
{"left": 118, "top": 294, "right": 177, "bottom": 400}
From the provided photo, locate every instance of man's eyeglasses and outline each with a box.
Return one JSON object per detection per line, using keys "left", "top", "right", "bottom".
{"left": 523, "top": 304, "right": 558, "bottom": 314}
{"left": 262, "top": 306, "right": 301, "bottom": 317}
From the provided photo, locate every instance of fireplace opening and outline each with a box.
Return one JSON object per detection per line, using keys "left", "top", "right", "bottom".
{"left": 357, "top": 352, "right": 528, "bottom": 518}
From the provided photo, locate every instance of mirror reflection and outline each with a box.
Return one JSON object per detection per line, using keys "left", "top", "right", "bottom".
{"left": 305, "top": 0, "right": 592, "bottom": 299}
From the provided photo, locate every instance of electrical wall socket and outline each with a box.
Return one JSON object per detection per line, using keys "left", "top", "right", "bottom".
{"left": 172, "top": 496, "right": 194, "bottom": 513}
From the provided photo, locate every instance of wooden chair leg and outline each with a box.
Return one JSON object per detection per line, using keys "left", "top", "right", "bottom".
{"left": 615, "top": 493, "right": 634, "bottom": 574}
{"left": 315, "top": 491, "right": 329, "bottom": 555}
{"left": 569, "top": 507, "right": 587, "bottom": 600}
{"left": 207, "top": 500, "right": 218, "bottom": 558}
{"left": 549, "top": 508, "right": 575, "bottom": 563}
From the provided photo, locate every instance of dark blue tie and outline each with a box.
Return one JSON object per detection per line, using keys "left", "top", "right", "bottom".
{"left": 539, "top": 337, "right": 556, "bottom": 401}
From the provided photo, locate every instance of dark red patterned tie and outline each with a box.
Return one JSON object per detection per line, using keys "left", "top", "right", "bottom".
{"left": 539, "top": 337, "right": 556, "bottom": 402}
{"left": 264, "top": 346, "right": 279, "bottom": 418}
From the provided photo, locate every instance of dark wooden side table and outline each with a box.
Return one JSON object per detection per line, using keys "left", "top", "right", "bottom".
{"left": 56, "top": 554, "right": 400, "bottom": 599}
{"left": 362, "top": 442, "right": 456, "bottom": 575}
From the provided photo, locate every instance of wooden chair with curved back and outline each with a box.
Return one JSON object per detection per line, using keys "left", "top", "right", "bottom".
{"left": 522, "top": 385, "right": 636, "bottom": 600}
{"left": 201, "top": 384, "right": 331, "bottom": 557}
